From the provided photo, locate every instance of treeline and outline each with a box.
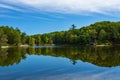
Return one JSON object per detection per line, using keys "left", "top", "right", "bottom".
{"left": 0, "top": 26, "right": 27, "bottom": 46}
{"left": 32, "top": 21, "right": 120, "bottom": 45}
{"left": 0, "top": 21, "right": 120, "bottom": 46}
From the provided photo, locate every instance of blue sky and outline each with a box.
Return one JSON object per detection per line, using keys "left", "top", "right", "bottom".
{"left": 0, "top": 0, "right": 120, "bottom": 35}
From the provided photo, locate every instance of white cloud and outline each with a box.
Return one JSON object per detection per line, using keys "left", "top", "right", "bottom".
{"left": 1, "top": 0, "right": 120, "bottom": 15}
{"left": 0, "top": 3, "right": 24, "bottom": 12}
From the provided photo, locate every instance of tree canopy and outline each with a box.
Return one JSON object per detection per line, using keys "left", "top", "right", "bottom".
{"left": 32, "top": 21, "right": 120, "bottom": 45}
{"left": 0, "top": 21, "right": 120, "bottom": 46}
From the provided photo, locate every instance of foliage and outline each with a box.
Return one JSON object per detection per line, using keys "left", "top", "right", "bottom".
{"left": 0, "top": 21, "right": 120, "bottom": 46}
{"left": 0, "top": 26, "right": 27, "bottom": 46}
{"left": 33, "top": 21, "right": 120, "bottom": 45}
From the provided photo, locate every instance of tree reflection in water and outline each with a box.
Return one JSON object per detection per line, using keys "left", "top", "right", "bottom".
{"left": 0, "top": 46, "right": 120, "bottom": 67}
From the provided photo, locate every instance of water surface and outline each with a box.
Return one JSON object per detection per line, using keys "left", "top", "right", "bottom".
{"left": 0, "top": 46, "right": 120, "bottom": 80}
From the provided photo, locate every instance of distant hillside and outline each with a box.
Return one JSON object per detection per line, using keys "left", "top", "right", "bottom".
{"left": 0, "top": 21, "right": 120, "bottom": 46}
{"left": 33, "top": 21, "right": 120, "bottom": 45}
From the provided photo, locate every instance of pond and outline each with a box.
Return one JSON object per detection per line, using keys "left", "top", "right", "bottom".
{"left": 0, "top": 46, "right": 120, "bottom": 80}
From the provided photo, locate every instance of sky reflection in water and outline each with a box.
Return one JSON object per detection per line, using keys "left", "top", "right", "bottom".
{"left": 0, "top": 46, "right": 120, "bottom": 80}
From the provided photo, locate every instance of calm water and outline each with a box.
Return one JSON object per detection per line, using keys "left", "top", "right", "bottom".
{"left": 0, "top": 46, "right": 120, "bottom": 80}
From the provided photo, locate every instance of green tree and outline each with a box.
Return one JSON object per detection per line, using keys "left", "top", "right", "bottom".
{"left": 0, "top": 34, "right": 8, "bottom": 46}
{"left": 13, "top": 31, "right": 21, "bottom": 45}
{"left": 21, "top": 32, "right": 27, "bottom": 44}
{"left": 41, "top": 34, "right": 49, "bottom": 44}
{"left": 28, "top": 37, "right": 35, "bottom": 46}
{"left": 98, "top": 29, "right": 107, "bottom": 42}
{"left": 35, "top": 35, "right": 41, "bottom": 45}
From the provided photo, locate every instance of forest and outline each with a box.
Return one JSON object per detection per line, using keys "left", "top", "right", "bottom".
{"left": 0, "top": 21, "right": 120, "bottom": 46}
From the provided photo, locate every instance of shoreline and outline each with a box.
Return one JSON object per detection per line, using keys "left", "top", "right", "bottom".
{"left": 1, "top": 46, "right": 10, "bottom": 48}
{"left": 1, "top": 44, "right": 120, "bottom": 48}
{"left": 0, "top": 45, "right": 29, "bottom": 48}
{"left": 95, "top": 44, "right": 111, "bottom": 47}
{"left": 0, "top": 44, "right": 55, "bottom": 48}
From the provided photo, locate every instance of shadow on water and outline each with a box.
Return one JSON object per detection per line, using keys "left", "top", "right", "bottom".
{"left": 0, "top": 46, "right": 120, "bottom": 67}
